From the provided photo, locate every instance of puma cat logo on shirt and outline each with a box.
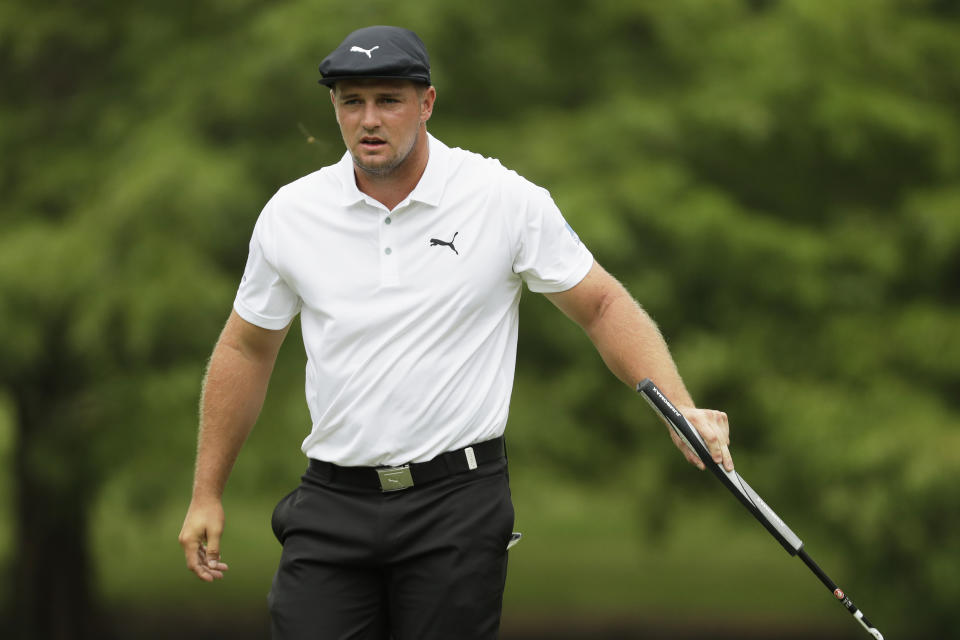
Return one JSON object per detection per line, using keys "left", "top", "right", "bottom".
{"left": 429, "top": 232, "right": 459, "bottom": 255}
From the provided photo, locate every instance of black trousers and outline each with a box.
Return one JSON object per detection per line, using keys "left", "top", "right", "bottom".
{"left": 267, "top": 456, "right": 514, "bottom": 640}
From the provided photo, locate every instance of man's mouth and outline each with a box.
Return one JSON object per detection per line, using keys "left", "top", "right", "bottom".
{"left": 360, "top": 137, "right": 387, "bottom": 148}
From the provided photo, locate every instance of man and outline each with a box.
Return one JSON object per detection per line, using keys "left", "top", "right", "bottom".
{"left": 178, "top": 25, "right": 733, "bottom": 640}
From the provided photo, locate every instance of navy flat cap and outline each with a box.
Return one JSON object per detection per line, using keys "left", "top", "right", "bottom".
{"left": 319, "top": 26, "right": 431, "bottom": 87}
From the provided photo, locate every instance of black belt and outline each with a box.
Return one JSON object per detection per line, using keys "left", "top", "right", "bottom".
{"left": 307, "top": 436, "right": 506, "bottom": 492}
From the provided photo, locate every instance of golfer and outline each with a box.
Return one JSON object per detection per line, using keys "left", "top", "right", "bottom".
{"left": 178, "top": 25, "right": 734, "bottom": 640}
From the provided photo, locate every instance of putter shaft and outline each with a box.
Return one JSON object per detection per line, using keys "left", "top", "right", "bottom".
{"left": 636, "top": 378, "right": 884, "bottom": 639}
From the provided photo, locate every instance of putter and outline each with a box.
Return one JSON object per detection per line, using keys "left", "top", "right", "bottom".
{"left": 636, "top": 378, "right": 884, "bottom": 640}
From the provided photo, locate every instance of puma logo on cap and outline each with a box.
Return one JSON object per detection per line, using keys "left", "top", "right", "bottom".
{"left": 349, "top": 45, "right": 380, "bottom": 59}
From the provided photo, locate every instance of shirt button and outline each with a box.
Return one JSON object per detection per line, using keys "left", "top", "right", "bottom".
{"left": 384, "top": 247, "right": 392, "bottom": 255}
{"left": 384, "top": 217, "right": 392, "bottom": 225}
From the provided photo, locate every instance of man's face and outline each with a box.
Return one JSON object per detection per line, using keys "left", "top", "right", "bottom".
{"left": 331, "top": 79, "right": 436, "bottom": 177}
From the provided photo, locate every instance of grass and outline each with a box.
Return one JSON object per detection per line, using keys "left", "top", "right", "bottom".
{"left": 88, "top": 462, "right": 856, "bottom": 637}
{"left": 503, "top": 467, "right": 850, "bottom": 631}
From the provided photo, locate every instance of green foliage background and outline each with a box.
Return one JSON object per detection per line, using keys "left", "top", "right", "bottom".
{"left": 1, "top": 0, "right": 957, "bottom": 637}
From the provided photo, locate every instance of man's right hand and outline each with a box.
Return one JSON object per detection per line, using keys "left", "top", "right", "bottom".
{"left": 178, "top": 499, "right": 230, "bottom": 582}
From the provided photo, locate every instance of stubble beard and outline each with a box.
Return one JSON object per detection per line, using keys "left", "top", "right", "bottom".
{"left": 352, "top": 128, "right": 421, "bottom": 178}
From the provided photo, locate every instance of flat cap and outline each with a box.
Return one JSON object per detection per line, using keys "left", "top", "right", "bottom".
{"left": 318, "top": 26, "right": 431, "bottom": 87}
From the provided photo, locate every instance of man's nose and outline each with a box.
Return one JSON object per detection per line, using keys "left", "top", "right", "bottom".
{"left": 361, "top": 103, "right": 380, "bottom": 129}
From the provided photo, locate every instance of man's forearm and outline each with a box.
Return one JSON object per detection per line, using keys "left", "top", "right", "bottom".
{"left": 192, "top": 322, "right": 285, "bottom": 502}
{"left": 546, "top": 263, "right": 694, "bottom": 407}
{"left": 546, "top": 262, "right": 732, "bottom": 470}
{"left": 582, "top": 285, "right": 694, "bottom": 408}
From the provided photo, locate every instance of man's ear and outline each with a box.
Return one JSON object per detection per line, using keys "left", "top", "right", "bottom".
{"left": 420, "top": 86, "right": 436, "bottom": 123}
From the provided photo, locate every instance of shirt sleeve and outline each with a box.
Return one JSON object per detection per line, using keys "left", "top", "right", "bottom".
{"left": 233, "top": 200, "right": 302, "bottom": 330}
{"left": 511, "top": 180, "right": 594, "bottom": 293}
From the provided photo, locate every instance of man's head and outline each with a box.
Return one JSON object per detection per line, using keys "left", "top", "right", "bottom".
{"left": 321, "top": 26, "right": 435, "bottom": 179}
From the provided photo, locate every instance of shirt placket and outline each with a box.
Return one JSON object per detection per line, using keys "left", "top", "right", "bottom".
{"left": 379, "top": 210, "right": 400, "bottom": 286}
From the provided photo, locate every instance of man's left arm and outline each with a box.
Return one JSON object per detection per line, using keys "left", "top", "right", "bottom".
{"left": 544, "top": 261, "right": 734, "bottom": 472}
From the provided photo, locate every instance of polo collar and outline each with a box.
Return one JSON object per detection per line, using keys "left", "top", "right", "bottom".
{"left": 335, "top": 133, "right": 449, "bottom": 209}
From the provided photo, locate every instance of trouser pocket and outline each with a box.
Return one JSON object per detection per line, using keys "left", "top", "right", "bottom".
{"left": 271, "top": 488, "right": 299, "bottom": 543}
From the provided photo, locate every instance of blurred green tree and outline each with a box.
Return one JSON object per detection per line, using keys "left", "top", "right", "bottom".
{"left": 459, "top": 1, "right": 960, "bottom": 635}
{"left": 0, "top": 1, "right": 326, "bottom": 636}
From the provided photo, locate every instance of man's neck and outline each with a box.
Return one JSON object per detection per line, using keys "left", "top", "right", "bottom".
{"left": 354, "top": 129, "right": 430, "bottom": 211}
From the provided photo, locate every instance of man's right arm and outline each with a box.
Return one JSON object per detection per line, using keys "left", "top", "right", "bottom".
{"left": 178, "top": 310, "right": 291, "bottom": 582}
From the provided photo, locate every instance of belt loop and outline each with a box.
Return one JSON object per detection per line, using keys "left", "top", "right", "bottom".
{"left": 464, "top": 446, "right": 478, "bottom": 470}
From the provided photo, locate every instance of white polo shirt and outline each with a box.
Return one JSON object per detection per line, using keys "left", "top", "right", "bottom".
{"left": 234, "top": 134, "right": 593, "bottom": 466}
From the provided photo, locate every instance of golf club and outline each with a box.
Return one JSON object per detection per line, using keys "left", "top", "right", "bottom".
{"left": 636, "top": 378, "right": 884, "bottom": 640}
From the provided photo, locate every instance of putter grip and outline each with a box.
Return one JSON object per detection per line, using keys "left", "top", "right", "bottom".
{"left": 637, "top": 378, "right": 803, "bottom": 555}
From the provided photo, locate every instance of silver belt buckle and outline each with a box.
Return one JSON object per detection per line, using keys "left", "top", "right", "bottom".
{"left": 377, "top": 465, "right": 414, "bottom": 492}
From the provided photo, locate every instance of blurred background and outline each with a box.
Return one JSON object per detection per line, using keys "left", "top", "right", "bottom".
{"left": 1, "top": 0, "right": 958, "bottom": 638}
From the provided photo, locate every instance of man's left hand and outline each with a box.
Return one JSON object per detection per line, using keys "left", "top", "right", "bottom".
{"left": 672, "top": 407, "right": 734, "bottom": 472}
